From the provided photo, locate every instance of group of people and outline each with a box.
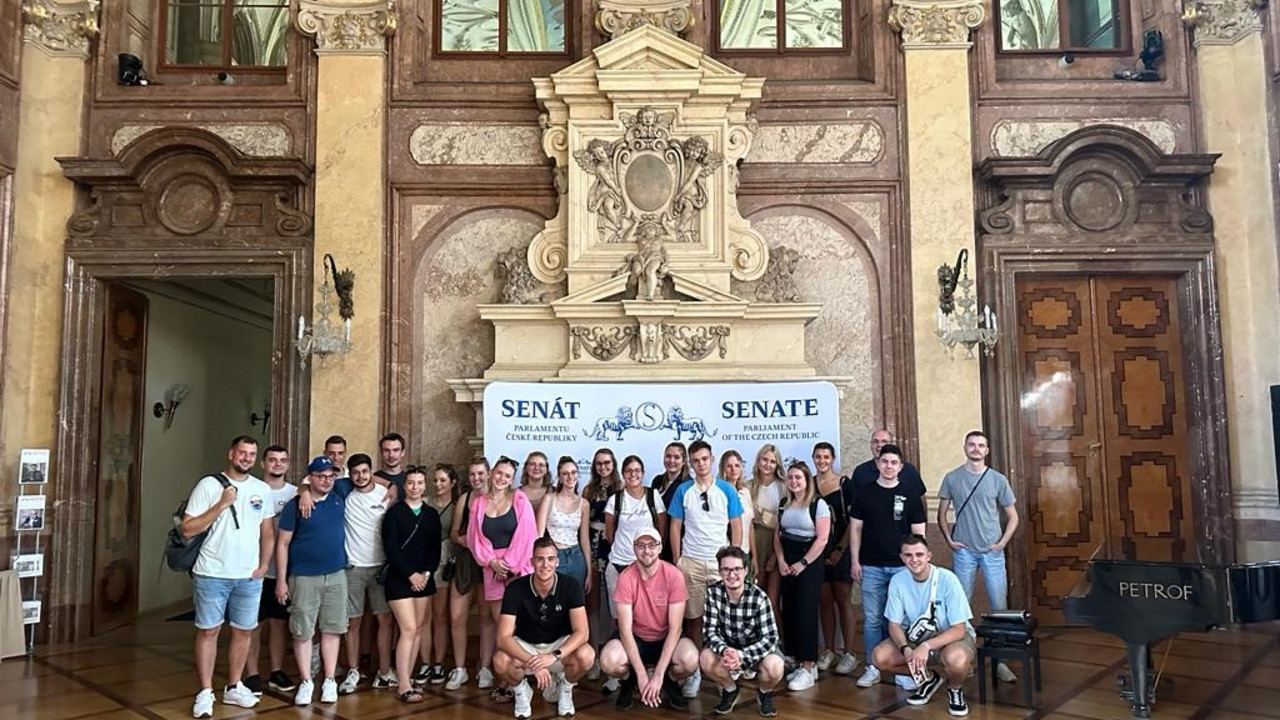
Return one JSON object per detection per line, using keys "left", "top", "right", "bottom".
{"left": 181, "top": 428, "right": 1019, "bottom": 720}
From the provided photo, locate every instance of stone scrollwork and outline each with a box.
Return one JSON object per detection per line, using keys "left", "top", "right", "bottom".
{"left": 573, "top": 107, "right": 722, "bottom": 246}
{"left": 570, "top": 322, "right": 730, "bottom": 362}
{"left": 888, "top": 0, "right": 987, "bottom": 49}
{"left": 571, "top": 325, "right": 640, "bottom": 361}
{"left": 22, "top": 0, "right": 100, "bottom": 59}
{"left": 297, "top": 0, "right": 397, "bottom": 54}
{"left": 1181, "top": 0, "right": 1265, "bottom": 46}
{"left": 497, "top": 245, "right": 542, "bottom": 305}
{"left": 663, "top": 325, "right": 731, "bottom": 361}
{"left": 596, "top": 0, "right": 694, "bottom": 40}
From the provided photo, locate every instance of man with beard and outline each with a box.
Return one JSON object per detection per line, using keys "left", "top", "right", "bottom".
{"left": 699, "top": 546, "right": 785, "bottom": 717}
{"left": 599, "top": 528, "right": 699, "bottom": 710}
{"left": 245, "top": 445, "right": 298, "bottom": 695}
{"left": 182, "top": 436, "right": 276, "bottom": 718}
{"left": 323, "top": 435, "right": 348, "bottom": 478}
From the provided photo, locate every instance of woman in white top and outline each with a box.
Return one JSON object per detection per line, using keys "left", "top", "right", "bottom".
{"left": 535, "top": 456, "right": 593, "bottom": 592}
{"left": 749, "top": 444, "right": 786, "bottom": 613}
{"left": 603, "top": 454, "right": 669, "bottom": 616}
{"left": 773, "top": 461, "right": 831, "bottom": 691}
{"left": 720, "top": 450, "right": 756, "bottom": 575}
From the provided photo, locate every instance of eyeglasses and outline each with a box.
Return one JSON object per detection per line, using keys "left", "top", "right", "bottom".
{"left": 623, "top": 468, "right": 644, "bottom": 477}
{"left": 634, "top": 541, "right": 661, "bottom": 550}
{"left": 719, "top": 566, "right": 746, "bottom": 575}
{"left": 700, "top": 491, "right": 710, "bottom": 512}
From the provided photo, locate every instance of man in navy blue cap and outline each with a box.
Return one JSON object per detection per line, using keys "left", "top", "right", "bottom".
{"left": 275, "top": 456, "right": 349, "bottom": 706}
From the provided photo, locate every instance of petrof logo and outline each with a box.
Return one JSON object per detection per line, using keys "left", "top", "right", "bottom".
{"left": 583, "top": 403, "right": 717, "bottom": 442}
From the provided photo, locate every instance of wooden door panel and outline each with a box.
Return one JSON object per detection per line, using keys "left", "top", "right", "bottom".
{"left": 1016, "top": 277, "right": 1108, "bottom": 624}
{"left": 92, "top": 285, "right": 148, "bottom": 635}
{"left": 1095, "top": 277, "right": 1194, "bottom": 563}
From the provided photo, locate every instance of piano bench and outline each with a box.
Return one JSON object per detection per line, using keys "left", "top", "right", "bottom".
{"left": 976, "top": 639, "right": 1042, "bottom": 708}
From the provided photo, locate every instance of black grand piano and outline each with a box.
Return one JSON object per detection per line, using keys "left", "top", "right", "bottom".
{"left": 1062, "top": 559, "right": 1280, "bottom": 718}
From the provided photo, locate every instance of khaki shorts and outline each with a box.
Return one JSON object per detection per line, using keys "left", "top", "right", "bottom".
{"left": 346, "top": 565, "right": 389, "bottom": 617}
{"left": 677, "top": 555, "right": 720, "bottom": 620}
{"left": 288, "top": 572, "right": 348, "bottom": 639}
{"left": 752, "top": 525, "right": 776, "bottom": 575}
{"left": 515, "top": 636, "right": 569, "bottom": 674}
{"left": 908, "top": 634, "right": 977, "bottom": 668}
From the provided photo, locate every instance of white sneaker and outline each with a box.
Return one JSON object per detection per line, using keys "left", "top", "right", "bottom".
{"left": 478, "top": 666, "right": 496, "bottom": 689}
{"left": 816, "top": 649, "right": 836, "bottom": 672}
{"left": 338, "top": 668, "right": 361, "bottom": 695}
{"left": 513, "top": 679, "right": 534, "bottom": 719}
{"left": 193, "top": 688, "right": 215, "bottom": 718}
{"left": 681, "top": 669, "right": 701, "bottom": 698}
{"left": 557, "top": 680, "right": 577, "bottom": 716}
{"left": 856, "top": 665, "right": 881, "bottom": 688}
{"left": 586, "top": 661, "right": 602, "bottom": 681}
{"left": 446, "top": 667, "right": 469, "bottom": 690}
{"left": 834, "top": 652, "right": 858, "bottom": 675}
{"left": 320, "top": 677, "right": 338, "bottom": 703}
{"left": 996, "top": 662, "right": 1019, "bottom": 683}
{"left": 543, "top": 671, "right": 563, "bottom": 702}
{"left": 895, "top": 674, "right": 918, "bottom": 690}
{"left": 786, "top": 667, "right": 816, "bottom": 691}
{"left": 222, "top": 682, "right": 259, "bottom": 708}
{"left": 294, "top": 679, "right": 315, "bottom": 706}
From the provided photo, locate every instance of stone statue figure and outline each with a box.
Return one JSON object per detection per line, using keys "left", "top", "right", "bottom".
{"left": 574, "top": 138, "right": 628, "bottom": 243}
{"left": 497, "top": 245, "right": 541, "bottom": 304}
{"left": 616, "top": 215, "right": 672, "bottom": 301}
{"left": 671, "top": 136, "right": 721, "bottom": 243}
{"left": 756, "top": 245, "right": 802, "bottom": 303}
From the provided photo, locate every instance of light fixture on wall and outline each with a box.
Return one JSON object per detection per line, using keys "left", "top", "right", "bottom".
{"left": 296, "top": 253, "right": 355, "bottom": 365}
{"left": 936, "top": 249, "right": 999, "bottom": 359}
{"left": 152, "top": 384, "right": 190, "bottom": 430}
{"left": 250, "top": 401, "right": 271, "bottom": 434}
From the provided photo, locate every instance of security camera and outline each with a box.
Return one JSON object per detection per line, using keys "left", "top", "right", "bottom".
{"left": 216, "top": 71, "right": 235, "bottom": 85}
{"left": 1059, "top": 52, "right": 1076, "bottom": 68}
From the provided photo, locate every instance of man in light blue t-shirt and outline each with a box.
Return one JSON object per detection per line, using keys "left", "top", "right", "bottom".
{"left": 668, "top": 439, "right": 743, "bottom": 698}
{"left": 873, "top": 535, "right": 975, "bottom": 716}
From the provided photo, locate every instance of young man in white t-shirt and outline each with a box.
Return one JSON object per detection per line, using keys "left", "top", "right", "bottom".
{"left": 245, "top": 445, "right": 298, "bottom": 695}
{"left": 181, "top": 435, "right": 277, "bottom": 719}
{"left": 337, "top": 453, "right": 396, "bottom": 692}
{"left": 668, "top": 440, "right": 743, "bottom": 698}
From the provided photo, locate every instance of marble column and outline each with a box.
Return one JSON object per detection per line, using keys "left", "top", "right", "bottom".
{"left": 297, "top": 0, "right": 394, "bottom": 456}
{"left": 889, "top": 0, "right": 986, "bottom": 484}
{"left": 1184, "top": 0, "right": 1280, "bottom": 559}
{"left": 2, "top": 1, "right": 97, "bottom": 482}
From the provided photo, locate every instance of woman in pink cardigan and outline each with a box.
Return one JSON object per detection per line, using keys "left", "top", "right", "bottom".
{"left": 467, "top": 455, "right": 538, "bottom": 699}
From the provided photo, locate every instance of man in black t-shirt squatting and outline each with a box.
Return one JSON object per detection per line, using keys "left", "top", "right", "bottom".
{"left": 494, "top": 537, "right": 596, "bottom": 719}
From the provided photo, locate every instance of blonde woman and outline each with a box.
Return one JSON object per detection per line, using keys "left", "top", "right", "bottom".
{"left": 749, "top": 444, "right": 786, "bottom": 613}
{"left": 719, "top": 450, "right": 756, "bottom": 576}
{"left": 773, "top": 461, "right": 831, "bottom": 691}
{"left": 536, "top": 456, "right": 593, "bottom": 591}
{"left": 519, "top": 451, "right": 551, "bottom": 508}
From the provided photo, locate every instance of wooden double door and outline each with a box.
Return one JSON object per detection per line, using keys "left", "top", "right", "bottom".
{"left": 1015, "top": 275, "right": 1195, "bottom": 624}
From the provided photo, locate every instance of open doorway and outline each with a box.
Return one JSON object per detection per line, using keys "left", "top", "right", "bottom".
{"left": 90, "top": 278, "right": 276, "bottom": 633}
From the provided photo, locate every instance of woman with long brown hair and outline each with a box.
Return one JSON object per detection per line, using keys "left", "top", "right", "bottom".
{"left": 583, "top": 448, "right": 621, "bottom": 687}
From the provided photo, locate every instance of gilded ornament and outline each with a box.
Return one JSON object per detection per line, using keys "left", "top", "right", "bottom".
{"left": 888, "top": 0, "right": 986, "bottom": 48}
{"left": 22, "top": 0, "right": 99, "bottom": 58}
{"left": 1181, "top": 0, "right": 1265, "bottom": 45}
{"left": 297, "top": 0, "right": 397, "bottom": 54}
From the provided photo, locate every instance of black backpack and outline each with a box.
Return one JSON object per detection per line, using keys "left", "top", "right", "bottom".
{"left": 165, "top": 474, "right": 238, "bottom": 572}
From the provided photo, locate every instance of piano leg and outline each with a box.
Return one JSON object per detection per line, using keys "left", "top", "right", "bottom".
{"left": 1125, "top": 643, "right": 1152, "bottom": 719}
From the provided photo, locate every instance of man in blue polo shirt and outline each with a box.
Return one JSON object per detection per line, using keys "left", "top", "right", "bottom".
{"left": 668, "top": 439, "right": 743, "bottom": 699}
{"left": 276, "top": 456, "right": 348, "bottom": 707}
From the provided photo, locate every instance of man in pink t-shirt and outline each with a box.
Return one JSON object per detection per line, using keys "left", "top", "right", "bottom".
{"left": 599, "top": 528, "right": 700, "bottom": 710}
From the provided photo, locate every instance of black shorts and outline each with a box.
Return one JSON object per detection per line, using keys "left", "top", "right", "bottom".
{"left": 259, "top": 579, "right": 289, "bottom": 621}
{"left": 610, "top": 630, "right": 669, "bottom": 667}
{"left": 824, "top": 548, "right": 853, "bottom": 583}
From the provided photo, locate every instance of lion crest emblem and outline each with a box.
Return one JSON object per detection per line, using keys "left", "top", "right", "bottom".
{"left": 664, "top": 406, "right": 714, "bottom": 442}
{"left": 584, "top": 406, "right": 635, "bottom": 441}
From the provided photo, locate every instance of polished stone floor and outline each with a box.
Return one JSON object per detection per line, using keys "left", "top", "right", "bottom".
{"left": 4, "top": 609, "right": 1279, "bottom": 720}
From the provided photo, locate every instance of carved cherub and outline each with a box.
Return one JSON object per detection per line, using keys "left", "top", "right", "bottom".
{"left": 621, "top": 107, "right": 674, "bottom": 142}
{"left": 670, "top": 136, "right": 722, "bottom": 243}
{"left": 615, "top": 215, "right": 672, "bottom": 301}
{"left": 574, "top": 138, "right": 628, "bottom": 242}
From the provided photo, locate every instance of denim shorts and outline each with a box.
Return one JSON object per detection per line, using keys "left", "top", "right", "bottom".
{"left": 192, "top": 575, "right": 262, "bottom": 631}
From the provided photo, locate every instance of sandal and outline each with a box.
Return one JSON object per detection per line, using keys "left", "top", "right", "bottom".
{"left": 399, "top": 690, "right": 424, "bottom": 704}
{"left": 491, "top": 685, "right": 514, "bottom": 703}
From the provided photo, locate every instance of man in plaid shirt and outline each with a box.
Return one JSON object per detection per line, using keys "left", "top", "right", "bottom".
{"left": 699, "top": 546, "right": 785, "bottom": 717}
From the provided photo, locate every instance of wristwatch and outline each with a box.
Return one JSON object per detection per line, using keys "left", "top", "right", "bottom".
{"left": 799, "top": 557, "right": 810, "bottom": 567}
{"left": 552, "top": 648, "right": 563, "bottom": 658}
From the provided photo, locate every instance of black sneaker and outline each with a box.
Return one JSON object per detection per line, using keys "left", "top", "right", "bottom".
{"left": 268, "top": 670, "right": 296, "bottom": 692}
{"left": 947, "top": 687, "right": 969, "bottom": 716}
{"left": 906, "top": 671, "right": 944, "bottom": 706}
{"left": 413, "top": 664, "right": 431, "bottom": 686}
{"left": 757, "top": 691, "right": 777, "bottom": 718}
{"left": 714, "top": 686, "right": 740, "bottom": 715}
{"left": 243, "top": 674, "right": 263, "bottom": 696}
{"left": 664, "top": 675, "right": 689, "bottom": 710}
{"left": 615, "top": 673, "right": 636, "bottom": 710}
{"left": 430, "top": 665, "right": 447, "bottom": 685}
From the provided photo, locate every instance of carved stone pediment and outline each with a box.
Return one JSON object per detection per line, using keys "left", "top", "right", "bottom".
{"left": 58, "top": 127, "right": 312, "bottom": 246}
{"left": 977, "top": 125, "right": 1217, "bottom": 240}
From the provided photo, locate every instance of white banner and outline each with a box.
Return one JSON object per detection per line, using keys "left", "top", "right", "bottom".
{"left": 482, "top": 381, "right": 841, "bottom": 483}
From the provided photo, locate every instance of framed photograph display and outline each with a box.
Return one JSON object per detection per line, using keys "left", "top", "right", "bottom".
{"left": 12, "top": 554, "right": 44, "bottom": 578}
{"left": 19, "top": 448, "right": 50, "bottom": 485}
{"left": 22, "top": 600, "right": 41, "bottom": 625}
{"left": 15, "top": 495, "right": 46, "bottom": 532}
